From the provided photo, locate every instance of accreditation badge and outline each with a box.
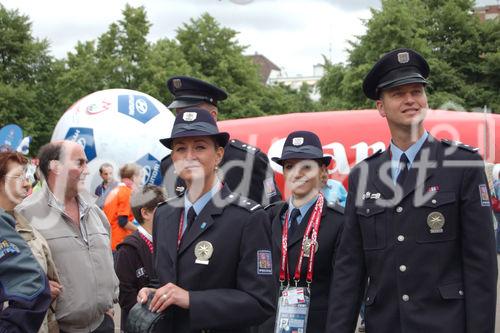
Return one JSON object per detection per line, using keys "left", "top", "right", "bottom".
{"left": 274, "top": 287, "right": 310, "bottom": 333}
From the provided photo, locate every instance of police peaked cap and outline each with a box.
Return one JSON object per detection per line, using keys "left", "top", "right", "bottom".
{"left": 363, "top": 48, "right": 430, "bottom": 100}
{"left": 167, "top": 76, "right": 228, "bottom": 109}
{"left": 159, "top": 107, "right": 230, "bottom": 149}
{"left": 272, "top": 131, "right": 332, "bottom": 167}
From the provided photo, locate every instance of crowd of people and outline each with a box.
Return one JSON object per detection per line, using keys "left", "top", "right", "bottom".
{"left": 0, "top": 47, "right": 498, "bottom": 333}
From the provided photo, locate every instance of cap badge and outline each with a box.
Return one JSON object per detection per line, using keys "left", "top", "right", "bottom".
{"left": 397, "top": 52, "right": 410, "bottom": 64}
{"left": 173, "top": 79, "right": 182, "bottom": 89}
{"left": 292, "top": 137, "right": 304, "bottom": 146}
{"left": 183, "top": 112, "right": 197, "bottom": 122}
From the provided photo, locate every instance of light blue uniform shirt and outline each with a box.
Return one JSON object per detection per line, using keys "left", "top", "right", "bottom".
{"left": 390, "top": 131, "right": 428, "bottom": 183}
{"left": 182, "top": 181, "right": 221, "bottom": 234}
{"left": 283, "top": 194, "right": 319, "bottom": 227}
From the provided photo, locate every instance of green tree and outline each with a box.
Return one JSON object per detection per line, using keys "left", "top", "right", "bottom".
{"left": 175, "top": 13, "right": 266, "bottom": 119}
{"left": 318, "top": 0, "right": 500, "bottom": 113}
{"left": 0, "top": 4, "right": 61, "bottom": 152}
{"left": 56, "top": 5, "right": 153, "bottom": 102}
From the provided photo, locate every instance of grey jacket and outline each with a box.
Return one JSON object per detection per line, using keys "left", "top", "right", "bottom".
{"left": 16, "top": 183, "right": 119, "bottom": 333}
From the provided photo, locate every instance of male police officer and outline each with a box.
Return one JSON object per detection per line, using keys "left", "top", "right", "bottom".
{"left": 326, "top": 48, "right": 497, "bottom": 333}
{"left": 0, "top": 210, "right": 51, "bottom": 333}
{"left": 160, "top": 76, "right": 281, "bottom": 206}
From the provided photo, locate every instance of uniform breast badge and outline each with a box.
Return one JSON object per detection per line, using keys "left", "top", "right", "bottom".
{"left": 302, "top": 238, "right": 319, "bottom": 258}
{"left": 194, "top": 241, "right": 213, "bottom": 265}
{"left": 427, "top": 212, "right": 445, "bottom": 234}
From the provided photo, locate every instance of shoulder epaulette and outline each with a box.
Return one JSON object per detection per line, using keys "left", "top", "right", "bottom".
{"left": 364, "top": 149, "right": 384, "bottom": 161}
{"left": 326, "top": 200, "right": 345, "bottom": 215}
{"left": 157, "top": 195, "right": 181, "bottom": 207}
{"left": 230, "top": 194, "right": 262, "bottom": 212}
{"left": 441, "top": 139, "right": 479, "bottom": 153}
{"left": 229, "top": 139, "right": 261, "bottom": 155}
{"left": 264, "top": 201, "right": 282, "bottom": 211}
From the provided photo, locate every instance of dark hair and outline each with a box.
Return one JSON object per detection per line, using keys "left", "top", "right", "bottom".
{"left": 37, "top": 142, "right": 63, "bottom": 180}
{"left": 99, "top": 163, "right": 113, "bottom": 174}
{"left": 0, "top": 152, "right": 28, "bottom": 181}
{"left": 119, "top": 163, "right": 141, "bottom": 180}
{"left": 130, "top": 185, "right": 166, "bottom": 224}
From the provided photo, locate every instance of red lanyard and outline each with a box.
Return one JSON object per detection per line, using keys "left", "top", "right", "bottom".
{"left": 279, "top": 194, "right": 324, "bottom": 286}
{"left": 177, "top": 210, "right": 185, "bottom": 250}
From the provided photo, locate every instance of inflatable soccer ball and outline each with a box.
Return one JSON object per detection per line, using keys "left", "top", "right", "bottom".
{"left": 51, "top": 89, "right": 174, "bottom": 192}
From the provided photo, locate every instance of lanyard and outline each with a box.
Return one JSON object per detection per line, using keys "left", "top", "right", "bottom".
{"left": 279, "top": 193, "right": 324, "bottom": 287}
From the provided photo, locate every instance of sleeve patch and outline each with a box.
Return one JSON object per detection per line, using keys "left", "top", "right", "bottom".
{"left": 0, "top": 239, "right": 20, "bottom": 262}
{"left": 479, "top": 184, "right": 491, "bottom": 206}
{"left": 257, "top": 250, "right": 273, "bottom": 275}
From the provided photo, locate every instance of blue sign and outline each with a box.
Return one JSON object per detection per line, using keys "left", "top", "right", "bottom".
{"left": 117, "top": 95, "right": 159, "bottom": 124}
{"left": 0, "top": 124, "right": 23, "bottom": 151}
{"left": 64, "top": 127, "right": 97, "bottom": 162}
{"left": 136, "top": 154, "right": 162, "bottom": 185}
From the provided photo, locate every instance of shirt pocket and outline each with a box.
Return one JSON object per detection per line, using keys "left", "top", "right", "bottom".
{"left": 43, "top": 228, "right": 83, "bottom": 253}
{"left": 415, "top": 192, "right": 457, "bottom": 243}
{"left": 356, "top": 205, "right": 386, "bottom": 250}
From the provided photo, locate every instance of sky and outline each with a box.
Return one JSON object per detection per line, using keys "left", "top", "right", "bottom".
{"left": 2, "top": 0, "right": 497, "bottom": 77}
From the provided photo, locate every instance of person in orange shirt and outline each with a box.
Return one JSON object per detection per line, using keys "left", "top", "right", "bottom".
{"left": 103, "top": 163, "right": 141, "bottom": 252}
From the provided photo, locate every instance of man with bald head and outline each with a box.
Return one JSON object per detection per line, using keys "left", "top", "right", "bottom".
{"left": 16, "top": 141, "right": 119, "bottom": 333}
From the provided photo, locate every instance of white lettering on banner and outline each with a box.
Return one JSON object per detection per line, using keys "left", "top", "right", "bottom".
{"left": 350, "top": 142, "right": 386, "bottom": 166}
{"left": 323, "top": 142, "right": 350, "bottom": 175}
{"left": 268, "top": 139, "right": 387, "bottom": 175}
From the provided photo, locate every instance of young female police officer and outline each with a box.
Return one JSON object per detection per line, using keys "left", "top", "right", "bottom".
{"left": 266, "top": 131, "right": 344, "bottom": 333}
{"left": 137, "top": 107, "right": 274, "bottom": 333}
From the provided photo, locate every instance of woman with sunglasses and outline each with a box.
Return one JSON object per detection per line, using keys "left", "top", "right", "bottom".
{"left": 135, "top": 108, "right": 274, "bottom": 333}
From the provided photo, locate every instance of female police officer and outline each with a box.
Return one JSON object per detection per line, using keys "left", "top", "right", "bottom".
{"left": 137, "top": 107, "right": 274, "bottom": 332}
{"left": 265, "top": 131, "right": 344, "bottom": 333}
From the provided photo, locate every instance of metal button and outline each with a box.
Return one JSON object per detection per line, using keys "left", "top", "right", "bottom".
{"left": 459, "top": 290, "right": 464, "bottom": 296}
{"left": 399, "top": 265, "right": 407, "bottom": 272}
{"left": 397, "top": 235, "right": 405, "bottom": 242}
{"left": 366, "top": 208, "right": 370, "bottom": 214}
{"left": 431, "top": 199, "right": 437, "bottom": 204}
{"left": 396, "top": 206, "right": 403, "bottom": 213}
{"left": 402, "top": 294, "right": 410, "bottom": 302}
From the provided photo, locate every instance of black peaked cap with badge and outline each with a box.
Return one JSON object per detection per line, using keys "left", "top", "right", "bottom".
{"left": 167, "top": 76, "right": 228, "bottom": 109}
{"left": 161, "top": 76, "right": 282, "bottom": 206}
{"left": 272, "top": 130, "right": 331, "bottom": 167}
{"left": 159, "top": 107, "right": 230, "bottom": 149}
{"left": 363, "top": 48, "right": 430, "bottom": 100}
